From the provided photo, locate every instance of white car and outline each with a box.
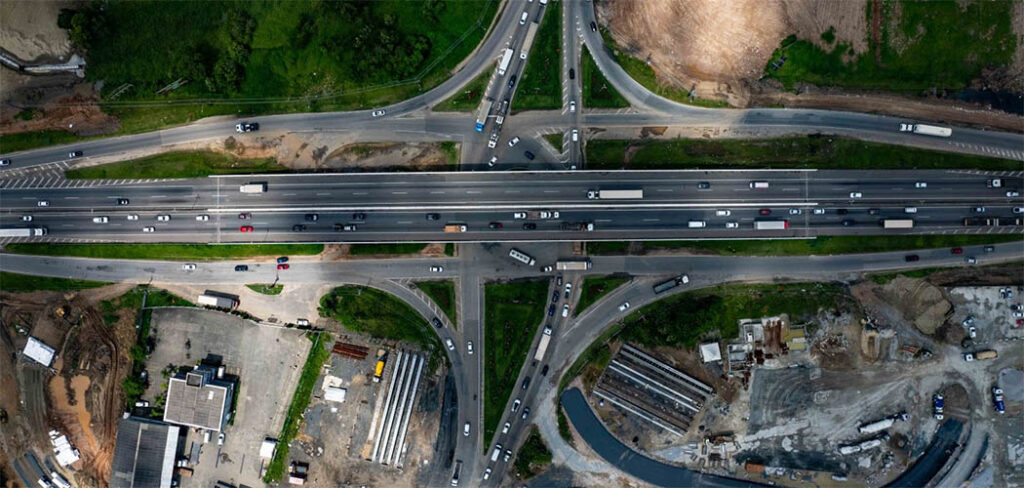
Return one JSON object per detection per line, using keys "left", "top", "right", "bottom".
{"left": 296, "top": 319, "right": 310, "bottom": 326}
{"left": 715, "top": 210, "right": 731, "bottom": 217}
{"left": 571, "top": 129, "right": 578, "bottom": 142}
{"left": 142, "top": 227, "right": 155, "bottom": 233}
{"left": 513, "top": 212, "right": 527, "bottom": 219}
{"left": 539, "top": 211, "right": 559, "bottom": 219}
{"left": 37, "top": 200, "right": 49, "bottom": 207}
{"left": 915, "top": 182, "right": 927, "bottom": 188}
{"left": 430, "top": 266, "right": 444, "bottom": 273}
{"left": 569, "top": 101, "right": 576, "bottom": 113}
{"left": 182, "top": 264, "right": 196, "bottom": 271}
{"left": 1007, "top": 190, "right": 1020, "bottom": 197}
{"left": 511, "top": 399, "right": 521, "bottom": 412}
{"left": 508, "top": 136, "right": 520, "bottom": 147}
{"left": 849, "top": 192, "right": 862, "bottom": 198}
{"left": 725, "top": 221, "right": 739, "bottom": 229}
{"left": 904, "top": 207, "right": 918, "bottom": 214}
{"left": 127, "top": 214, "right": 139, "bottom": 221}
{"left": 464, "top": 422, "right": 471, "bottom": 436}
{"left": 1014, "top": 311, "right": 1024, "bottom": 319}
{"left": 156, "top": 214, "right": 171, "bottom": 222}
{"left": 1014, "top": 207, "right": 1023, "bottom": 214}
{"left": 371, "top": 109, "right": 386, "bottom": 117}
{"left": 502, "top": 422, "right": 511, "bottom": 434}
{"left": 21, "top": 215, "right": 32, "bottom": 222}
{"left": 489, "top": 156, "right": 498, "bottom": 167}
{"left": 483, "top": 468, "right": 492, "bottom": 480}
{"left": 968, "top": 326, "right": 977, "bottom": 338}
{"left": 813, "top": 208, "right": 826, "bottom": 215}
{"left": 218, "top": 432, "right": 225, "bottom": 446}
{"left": 196, "top": 214, "right": 210, "bottom": 221}
{"left": 966, "top": 257, "right": 977, "bottom": 265}
{"left": 789, "top": 208, "right": 802, "bottom": 215}
{"left": 564, "top": 282, "right": 572, "bottom": 297}
{"left": 562, "top": 304, "right": 569, "bottom": 317}
{"left": 541, "top": 265, "right": 553, "bottom": 272}
{"left": 92, "top": 216, "right": 109, "bottom": 223}
{"left": 445, "top": 338, "right": 455, "bottom": 351}
{"left": 618, "top": 302, "right": 630, "bottom": 312}
{"left": 467, "top": 341, "right": 474, "bottom": 355}
{"left": 487, "top": 139, "right": 497, "bottom": 149}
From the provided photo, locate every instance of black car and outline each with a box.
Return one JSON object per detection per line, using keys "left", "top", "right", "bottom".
{"left": 697, "top": 182, "right": 711, "bottom": 189}
{"left": 489, "top": 222, "right": 503, "bottom": 229}
{"left": 868, "top": 208, "right": 880, "bottom": 215}
{"left": 426, "top": 213, "right": 440, "bottom": 221}
{"left": 556, "top": 275, "right": 563, "bottom": 286}
{"left": 0, "top": 158, "right": 10, "bottom": 166}
{"left": 524, "top": 151, "right": 535, "bottom": 160}
{"left": 590, "top": 21, "right": 597, "bottom": 32}
{"left": 904, "top": 254, "right": 920, "bottom": 262}
{"left": 568, "top": 68, "right": 575, "bottom": 79}
{"left": 432, "top": 317, "right": 444, "bottom": 328}
{"left": 352, "top": 212, "right": 366, "bottom": 221}
{"left": 552, "top": 290, "right": 560, "bottom": 303}
{"left": 523, "top": 223, "right": 537, "bottom": 230}
{"left": 304, "top": 213, "right": 319, "bottom": 222}
{"left": 842, "top": 219, "right": 855, "bottom": 227}
{"left": 521, "top": 406, "right": 531, "bottom": 419}
{"left": 548, "top": 304, "right": 556, "bottom": 316}
{"left": 508, "top": 75, "right": 517, "bottom": 89}
{"left": 540, "top": 364, "right": 549, "bottom": 376}
{"left": 836, "top": 208, "right": 849, "bottom": 215}
{"left": 68, "top": 150, "right": 83, "bottom": 158}
{"left": 292, "top": 224, "right": 306, "bottom": 232}
{"left": 234, "top": 265, "right": 249, "bottom": 272}
{"left": 117, "top": 199, "right": 130, "bottom": 205}
{"left": 521, "top": 377, "right": 531, "bottom": 390}
{"left": 277, "top": 256, "right": 289, "bottom": 264}
{"left": 984, "top": 245, "right": 995, "bottom": 252}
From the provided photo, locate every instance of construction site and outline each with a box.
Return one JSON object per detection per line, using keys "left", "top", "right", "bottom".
{"left": 583, "top": 277, "right": 1024, "bottom": 487}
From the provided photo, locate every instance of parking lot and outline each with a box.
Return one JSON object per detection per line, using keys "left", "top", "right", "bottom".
{"left": 145, "top": 308, "right": 312, "bottom": 488}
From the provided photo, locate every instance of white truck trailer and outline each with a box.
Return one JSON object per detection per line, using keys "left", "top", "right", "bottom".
{"left": 0, "top": 227, "right": 47, "bottom": 237}
{"left": 556, "top": 260, "right": 592, "bottom": 271}
{"left": 497, "top": 48, "right": 514, "bottom": 76}
{"left": 239, "top": 183, "right": 267, "bottom": 193}
{"left": 899, "top": 123, "right": 952, "bottom": 137}
{"left": 197, "top": 294, "right": 239, "bottom": 309}
{"left": 534, "top": 327, "right": 553, "bottom": 362}
{"left": 587, "top": 189, "right": 644, "bottom": 199}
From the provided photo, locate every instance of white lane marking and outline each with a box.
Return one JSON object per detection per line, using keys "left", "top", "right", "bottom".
{"left": 353, "top": 192, "right": 368, "bottom": 195}
{"left": 430, "top": 191, "right": 446, "bottom": 194}
{"left": 466, "top": 191, "right": 481, "bottom": 194}
{"left": 643, "top": 218, "right": 660, "bottom": 222}
{"left": 656, "top": 188, "right": 673, "bottom": 192}
{"left": 317, "top": 192, "right": 331, "bottom": 196}
{"left": 65, "top": 197, "right": 79, "bottom": 200}
{"left": 150, "top": 195, "right": 168, "bottom": 198}
{"left": 543, "top": 190, "right": 560, "bottom": 193}
{"left": 392, "top": 191, "right": 408, "bottom": 195}
{"left": 397, "top": 221, "right": 412, "bottom": 224}
{"left": 283, "top": 193, "right": 297, "bottom": 196}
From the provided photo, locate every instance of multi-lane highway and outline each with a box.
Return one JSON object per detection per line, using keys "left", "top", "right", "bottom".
{"left": 2, "top": 170, "right": 1021, "bottom": 243}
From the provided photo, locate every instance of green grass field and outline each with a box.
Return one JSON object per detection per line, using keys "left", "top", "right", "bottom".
{"left": 416, "top": 280, "right": 457, "bottom": 326}
{"left": 246, "top": 284, "right": 283, "bottom": 295}
{"left": 765, "top": 1, "right": 1015, "bottom": 91}
{"left": 543, "top": 133, "right": 563, "bottom": 151}
{"left": 264, "top": 332, "right": 329, "bottom": 482}
{"left": 348, "top": 243, "right": 428, "bottom": 256}
{"left": 65, "top": 151, "right": 287, "bottom": 179}
{"left": 483, "top": 279, "right": 548, "bottom": 447}
{"left": 0, "top": 130, "right": 82, "bottom": 154}
{"left": 574, "top": 275, "right": 630, "bottom": 316}
{"left": 5, "top": 243, "right": 323, "bottom": 260}
{"left": 514, "top": 3, "right": 561, "bottom": 111}
{"left": 581, "top": 45, "right": 629, "bottom": 108}
{"left": 0, "top": 272, "right": 110, "bottom": 293}
{"left": 514, "top": 427, "right": 553, "bottom": 479}
{"left": 585, "top": 136, "right": 1022, "bottom": 171}
{"left": 318, "top": 285, "right": 443, "bottom": 371}
{"left": 434, "top": 65, "right": 494, "bottom": 112}
{"left": 586, "top": 235, "right": 1023, "bottom": 257}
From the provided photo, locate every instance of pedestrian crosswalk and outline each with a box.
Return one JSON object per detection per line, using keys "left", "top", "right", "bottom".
{"left": 949, "top": 141, "right": 1024, "bottom": 161}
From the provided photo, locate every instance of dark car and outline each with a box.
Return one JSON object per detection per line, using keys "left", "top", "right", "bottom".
{"left": 117, "top": 198, "right": 130, "bottom": 206}
{"left": 548, "top": 304, "right": 556, "bottom": 316}
{"left": 951, "top": 247, "right": 964, "bottom": 254}
{"left": 524, "top": 151, "right": 535, "bottom": 160}
{"left": 697, "top": 182, "right": 711, "bottom": 189}
{"left": 508, "top": 75, "right": 517, "bottom": 89}
{"left": 984, "top": 245, "right": 995, "bottom": 252}
{"left": 552, "top": 290, "right": 560, "bottom": 303}
{"left": 540, "top": 364, "right": 549, "bottom": 376}
{"left": 489, "top": 222, "right": 503, "bottom": 229}
{"left": 841, "top": 219, "right": 855, "bottom": 226}
{"left": 521, "top": 377, "right": 531, "bottom": 390}
{"left": 238, "top": 212, "right": 251, "bottom": 219}
{"left": 523, "top": 223, "right": 537, "bottom": 230}
{"left": 0, "top": 158, "right": 10, "bottom": 166}
{"left": 352, "top": 212, "right": 366, "bottom": 221}
{"left": 68, "top": 150, "right": 83, "bottom": 158}
{"left": 521, "top": 406, "right": 531, "bottom": 419}
{"left": 568, "top": 68, "right": 575, "bottom": 79}
{"left": 836, "top": 208, "right": 849, "bottom": 215}
{"left": 234, "top": 265, "right": 249, "bottom": 272}
{"left": 277, "top": 256, "right": 289, "bottom": 264}
{"left": 556, "top": 275, "right": 563, "bottom": 286}
{"left": 432, "top": 317, "right": 444, "bottom": 329}
{"left": 868, "top": 208, "right": 880, "bottom": 215}
{"left": 304, "top": 213, "right": 319, "bottom": 222}
{"left": 292, "top": 224, "right": 306, "bottom": 232}
{"left": 426, "top": 213, "right": 440, "bottom": 221}
{"left": 590, "top": 21, "right": 597, "bottom": 31}
{"left": 904, "top": 254, "right": 920, "bottom": 262}
{"left": 759, "top": 208, "right": 771, "bottom": 215}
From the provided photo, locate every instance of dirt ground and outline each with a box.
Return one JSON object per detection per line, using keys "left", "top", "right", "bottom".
{"left": 599, "top": 0, "right": 1024, "bottom": 131}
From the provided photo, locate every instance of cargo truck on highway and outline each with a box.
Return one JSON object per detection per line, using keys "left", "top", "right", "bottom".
{"left": 899, "top": 123, "right": 952, "bottom": 137}
{"left": 475, "top": 98, "right": 494, "bottom": 132}
{"left": 197, "top": 294, "right": 239, "bottom": 309}
{"left": 497, "top": 48, "right": 514, "bottom": 76}
{"left": 443, "top": 224, "right": 467, "bottom": 233}
{"left": 587, "top": 189, "right": 643, "bottom": 199}
{"left": 239, "top": 182, "right": 267, "bottom": 193}
{"left": 653, "top": 275, "right": 688, "bottom": 294}
{"left": 534, "top": 327, "right": 553, "bottom": 362}
{"left": 753, "top": 220, "right": 789, "bottom": 230}
{"left": 556, "top": 259, "right": 591, "bottom": 271}
{"left": 0, "top": 227, "right": 47, "bottom": 237}
{"left": 561, "top": 222, "right": 594, "bottom": 231}
{"left": 881, "top": 219, "right": 914, "bottom": 229}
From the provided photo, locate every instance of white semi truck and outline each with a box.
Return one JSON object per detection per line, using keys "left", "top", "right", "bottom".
{"left": 497, "top": 48, "right": 514, "bottom": 76}
{"left": 899, "top": 123, "right": 952, "bottom": 137}
{"left": 0, "top": 227, "right": 47, "bottom": 237}
{"left": 587, "top": 189, "right": 644, "bottom": 199}
{"left": 534, "top": 327, "right": 553, "bottom": 362}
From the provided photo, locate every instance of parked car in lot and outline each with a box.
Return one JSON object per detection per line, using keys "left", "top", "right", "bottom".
{"left": 508, "top": 136, "right": 520, "bottom": 147}
{"left": 524, "top": 151, "right": 535, "bottom": 160}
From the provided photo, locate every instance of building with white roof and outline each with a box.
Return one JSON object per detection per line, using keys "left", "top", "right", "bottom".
{"left": 24, "top": 337, "right": 55, "bottom": 367}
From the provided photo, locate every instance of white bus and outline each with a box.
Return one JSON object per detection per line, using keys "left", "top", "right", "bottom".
{"left": 508, "top": 248, "right": 536, "bottom": 266}
{"left": 882, "top": 219, "right": 914, "bottom": 229}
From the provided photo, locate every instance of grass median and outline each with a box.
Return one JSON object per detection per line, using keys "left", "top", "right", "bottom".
{"left": 5, "top": 243, "right": 323, "bottom": 260}
{"left": 514, "top": 1, "right": 561, "bottom": 111}
{"left": 514, "top": 427, "right": 553, "bottom": 479}
{"left": 483, "top": 279, "right": 548, "bottom": 448}
{"left": 575, "top": 275, "right": 630, "bottom": 316}
{"left": 246, "top": 284, "right": 283, "bottom": 295}
{"left": 416, "top": 280, "right": 456, "bottom": 326}
{"left": 0, "top": 272, "right": 111, "bottom": 293}
{"left": 585, "top": 136, "right": 1022, "bottom": 171}
{"left": 64, "top": 151, "right": 287, "bottom": 179}
{"left": 348, "top": 243, "right": 428, "bottom": 256}
{"left": 586, "top": 235, "right": 1023, "bottom": 256}
{"left": 581, "top": 44, "right": 629, "bottom": 108}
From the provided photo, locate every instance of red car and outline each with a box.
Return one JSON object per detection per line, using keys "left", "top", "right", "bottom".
{"left": 951, "top": 247, "right": 964, "bottom": 254}
{"left": 759, "top": 209, "right": 772, "bottom": 215}
{"left": 239, "top": 226, "right": 254, "bottom": 232}
{"left": 238, "top": 213, "right": 251, "bottom": 219}
{"left": 277, "top": 264, "right": 289, "bottom": 270}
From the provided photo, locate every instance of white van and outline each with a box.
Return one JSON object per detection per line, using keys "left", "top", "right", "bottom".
{"left": 520, "top": 12, "right": 528, "bottom": 24}
{"left": 750, "top": 181, "right": 770, "bottom": 189}
{"left": 687, "top": 220, "right": 706, "bottom": 229}
{"left": 491, "top": 444, "right": 503, "bottom": 462}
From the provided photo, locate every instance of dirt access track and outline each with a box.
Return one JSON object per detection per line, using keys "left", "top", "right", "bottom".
{"left": 598, "top": 0, "right": 1024, "bottom": 132}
